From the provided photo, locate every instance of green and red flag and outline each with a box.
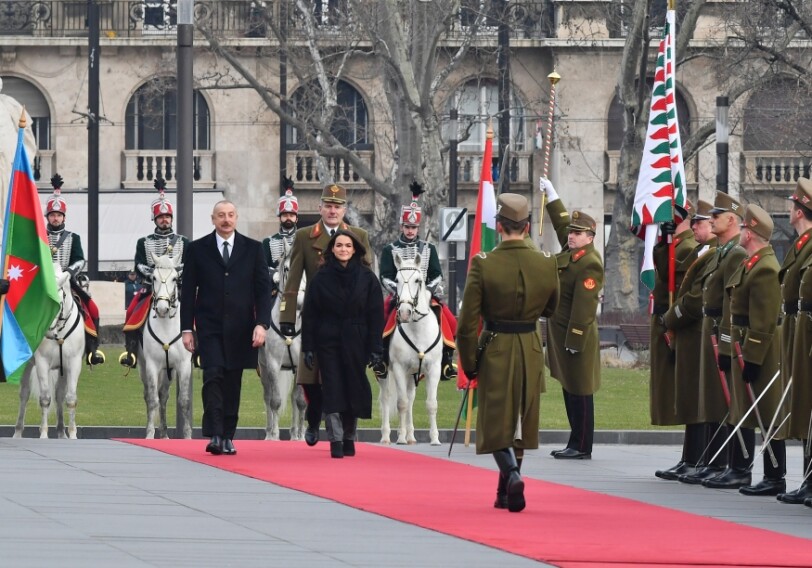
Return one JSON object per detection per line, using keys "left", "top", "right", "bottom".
{"left": 456, "top": 126, "right": 497, "bottom": 417}
{"left": 1, "top": 124, "right": 60, "bottom": 382}
{"left": 631, "top": 8, "right": 686, "bottom": 291}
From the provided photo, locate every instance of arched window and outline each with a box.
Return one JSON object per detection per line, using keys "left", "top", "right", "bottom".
{"left": 607, "top": 83, "right": 691, "bottom": 151}
{"left": 443, "top": 79, "right": 526, "bottom": 153}
{"left": 743, "top": 79, "right": 812, "bottom": 153}
{"left": 125, "top": 78, "right": 210, "bottom": 150}
{"left": 1, "top": 76, "right": 50, "bottom": 150}
{"left": 286, "top": 80, "right": 370, "bottom": 149}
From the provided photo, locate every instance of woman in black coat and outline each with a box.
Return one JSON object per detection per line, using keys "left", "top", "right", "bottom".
{"left": 302, "top": 230, "right": 384, "bottom": 458}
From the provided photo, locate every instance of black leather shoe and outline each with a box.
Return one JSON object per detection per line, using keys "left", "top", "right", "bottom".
{"left": 206, "top": 436, "right": 223, "bottom": 455}
{"left": 740, "top": 477, "right": 785, "bottom": 496}
{"left": 222, "top": 439, "right": 237, "bottom": 455}
{"left": 702, "top": 468, "right": 751, "bottom": 489}
{"left": 805, "top": 497, "right": 812, "bottom": 508}
{"left": 330, "top": 441, "right": 344, "bottom": 459}
{"left": 777, "top": 483, "right": 812, "bottom": 504}
{"left": 342, "top": 440, "right": 355, "bottom": 457}
{"left": 550, "top": 448, "right": 567, "bottom": 457}
{"left": 305, "top": 424, "right": 319, "bottom": 447}
{"left": 655, "top": 461, "right": 695, "bottom": 481}
{"left": 678, "top": 465, "right": 725, "bottom": 485}
{"left": 553, "top": 448, "right": 591, "bottom": 460}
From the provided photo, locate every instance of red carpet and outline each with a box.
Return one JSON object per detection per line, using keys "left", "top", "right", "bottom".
{"left": 120, "top": 439, "right": 811, "bottom": 567}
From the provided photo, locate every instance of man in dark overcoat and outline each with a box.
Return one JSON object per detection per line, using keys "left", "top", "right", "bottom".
{"left": 457, "top": 193, "right": 559, "bottom": 513}
{"left": 540, "top": 177, "right": 604, "bottom": 460}
{"left": 279, "top": 184, "right": 372, "bottom": 447}
{"left": 181, "top": 200, "right": 273, "bottom": 455}
{"left": 777, "top": 178, "right": 812, "bottom": 504}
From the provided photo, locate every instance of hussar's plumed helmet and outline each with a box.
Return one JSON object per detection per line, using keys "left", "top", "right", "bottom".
{"left": 45, "top": 174, "right": 68, "bottom": 216}
{"left": 150, "top": 177, "right": 174, "bottom": 221}
{"left": 277, "top": 176, "right": 299, "bottom": 216}
{"left": 400, "top": 180, "right": 425, "bottom": 226}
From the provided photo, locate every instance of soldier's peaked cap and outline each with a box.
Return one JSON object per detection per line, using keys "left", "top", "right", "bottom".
{"left": 496, "top": 193, "right": 529, "bottom": 222}
{"left": 740, "top": 204, "right": 774, "bottom": 241}
{"left": 321, "top": 184, "right": 347, "bottom": 204}
{"left": 567, "top": 210, "right": 597, "bottom": 233}
{"left": 789, "top": 177, "right": 812, "bottom": 211}
{"left": 709, "top": 191, "right": 744, "bottom": 217}
{"left": 694, "top": 199, "right": 713, "bottom": 220}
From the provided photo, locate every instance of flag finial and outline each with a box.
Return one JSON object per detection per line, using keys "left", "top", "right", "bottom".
{"left": 547, "top": 70, "right": 561, "bottom": 85}
{"left": 18, "top": 107, "right": 27, "bottom": 129}
{"left": 486, "top": 123, "right": 494, "bottom": 139}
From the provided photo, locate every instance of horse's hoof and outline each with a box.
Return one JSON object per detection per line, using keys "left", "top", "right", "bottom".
{"left": 12, "top": 432, "right": 21, "bottom": 439}
{"left": 430, "top": 440, "right": 442, "bottom": 446}
{"left": 407, "top": 440, "right": 417, "bottom": 445}
{"left": 379, "top": 439, "right": 391, "bottom": 445}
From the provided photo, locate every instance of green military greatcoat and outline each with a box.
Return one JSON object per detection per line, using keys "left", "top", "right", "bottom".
{"left": 697, "top": 236, "right": 747, "bottom": 423}
{"left": 663, "top": 239, "right": 717, "bottom": 424}
{"left": 544, "top": 200, "right": 604, "bottom": 396}
{"left": 457, "top": 239, "right": 559, "bottom": 454}
{"left": 281, "top": 220, "right": 373, "bottom": 384}
{"left": 789, "top": 252, "right": 812, "bottom": 439}
{"left": 726, "top": 246, "right": 782, "bottom": 428}
{"left": 650, "top": 229, "right": 699, "bottom": 425}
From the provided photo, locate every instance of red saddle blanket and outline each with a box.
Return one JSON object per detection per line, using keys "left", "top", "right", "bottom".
{"left": 383, "top": 298, "right": 456, "bottom": 350}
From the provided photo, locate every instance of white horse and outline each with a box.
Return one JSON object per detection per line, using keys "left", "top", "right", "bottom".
{"left": 138, "top": 255, "right": 192, "bottom": 439}
{"left": 13, "top": 266, "right": 84, "bottom": 439}
{"left": 257, "top": 239, "right": 307, "bottom": 441}
{"left": 380, "top": 251, "right": 442, "bottom": 446}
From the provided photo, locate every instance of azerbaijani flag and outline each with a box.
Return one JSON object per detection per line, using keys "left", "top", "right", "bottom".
{"left": 456, "top": 125, "right": 497, "bottom": 398}
{"left": 631, "top": 8, "right": 686, "bottom": 290}
{"left": 1, "top": 123, "right": 60, "bottom": 382}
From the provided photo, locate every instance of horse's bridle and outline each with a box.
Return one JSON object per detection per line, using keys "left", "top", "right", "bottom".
{"left": 152, "top": 266, "right": 178, "bottom": 318}
{"left": 396, "top": 266, "right": 431, "bottom": 322}
{"left": 45, "top": 285, "right": 82, "bottom": 377}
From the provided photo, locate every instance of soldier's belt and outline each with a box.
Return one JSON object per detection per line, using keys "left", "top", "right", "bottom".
{"left": 652, "top": 303, "right": 669, "bottom": 316}
{"left": 783, "top": 300, "right": 799, "bottom": 315}
{"left": 703, "top": 307, "right": 723, "bottom": 317}
{"left": 799, "top": 300, "right": 812, "bottom": 313}
{"left": 484, "top": 320, "right": 537, "bottom": 333}
{"left": 732, "top": 315, "right": 750, "bottom": 326}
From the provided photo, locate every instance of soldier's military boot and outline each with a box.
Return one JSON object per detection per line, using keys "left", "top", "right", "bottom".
{"left": 494, "top": 473, "right": 508, "bottom": 509}
{"left": 118, "top": 331, "right": 140, "bottom": 369}
{"left": 441, "top": 347, "right": 458, "bottom": 381}
{"left": 493, "top": 448, "right": 525, "bottom": 513}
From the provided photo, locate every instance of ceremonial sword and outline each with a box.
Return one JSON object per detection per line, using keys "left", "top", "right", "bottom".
{"left": 449, "top": 331, "right": 497, "bottom": 457}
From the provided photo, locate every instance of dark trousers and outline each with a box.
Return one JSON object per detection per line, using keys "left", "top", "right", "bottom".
{"left": 729, "top": 426, "right": 785, "bottom": 478}
{"left": 703, "top": 422, "right": 729, "bottom": 467}
{"left": 202, "top": 366, "right": 243, "bottom": 439}
{"left": 302, "top": 383, "right": 323, "bottom": 428}
{"left": 562, "top": 389, "right": 594, "bottom": 454}
{"left": 681, "top": 423, "right": 707, "bottom": 465}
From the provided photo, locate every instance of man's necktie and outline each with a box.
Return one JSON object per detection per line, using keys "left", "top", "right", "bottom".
{"left": 330, "top": 229, "right": 335, "bottom": 237}
{"left": 222, "top": 241, "right": 230, "bottom": 264}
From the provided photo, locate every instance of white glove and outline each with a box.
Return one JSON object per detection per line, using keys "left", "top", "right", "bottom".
{"left": 272, "top": 271, "right": 280, "bottom": 284}
{"left": 539, "top": 177, "right": 560, "bottom": 203}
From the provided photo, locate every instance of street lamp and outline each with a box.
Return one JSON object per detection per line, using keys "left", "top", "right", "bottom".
{"left": 176, "top": 0, "right": 194, "bottom": 437}
{"left": 448, "top": 109, "right": 459, "bottom": 314}
{"left": 716, "top": 96, "right": 729, "bottom": 194}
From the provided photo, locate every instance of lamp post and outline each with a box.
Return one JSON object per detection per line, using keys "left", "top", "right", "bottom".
{"left": 448, "top": 109, "right": 459, "bottom": 314}
{"left": 87, "top": 0, "right": 99, "bottom": 278}
{"left": 716, "top": 96, "right": 729, "bottom": 194}
{"left": 177, "top": 0, "right": 194, "bottom": 238}
{"left": 176, "top": 0, "right": 194, "bottom": 437}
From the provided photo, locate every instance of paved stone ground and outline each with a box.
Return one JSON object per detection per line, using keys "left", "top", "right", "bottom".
{"left": 0, "top": 437, "right": 810, "bottom": 567}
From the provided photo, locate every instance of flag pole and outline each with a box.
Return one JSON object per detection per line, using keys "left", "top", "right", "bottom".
{"left": 539, "top": 70, "right": 560, "bottom": 237}
{"left": 667, "top": 1, "right": 676, "bottom": 306}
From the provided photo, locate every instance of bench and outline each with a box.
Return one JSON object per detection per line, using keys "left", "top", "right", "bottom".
{"left": 619, "top": 322, "right": 650, "bottom": 355}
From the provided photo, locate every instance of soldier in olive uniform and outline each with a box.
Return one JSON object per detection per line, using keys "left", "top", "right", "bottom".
{"left": 378, "top": 182, "right": 457, "bottom": 381}
{"left": 44, "top": 175, "right": 106, "bottom": 366}
{"left": 540, "top": 178, "right": 604, "bottom": 460}
{"left": 650, "top": 202, "right": 699, "bottom": 430}
{"left": 457, "top": 193, "right": 559, "bottom": 513}
{"left": 679, "top": 192, "right": 747, "bottom": 485}
{"left": 280, "top": 184, "right": 373, "bottom": 447}
{"left": 710, "top": 205, "right": 786, "bottom": 495}
{"left": 119, "top": 177, "right": 190, "bottom": 368}
{"left": 261, "top": 180, "right": 299, "bottom": 293}
{"left": 657, "top": 200, "right": 716, "bottom": 480}
{"left": 778, "top": 178, "right": 812, "bottom": 504}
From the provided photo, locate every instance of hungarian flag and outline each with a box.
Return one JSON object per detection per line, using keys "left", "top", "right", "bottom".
{"left": 631, "top": 8, "right": 686, "bottom": 290}
{"left": 456, "top": 126, "right": 497, "bottom": 402}
{"left": 1, "top": 125, "right": 60, "bottom": 382}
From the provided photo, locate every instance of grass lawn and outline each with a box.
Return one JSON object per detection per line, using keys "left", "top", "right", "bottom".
{"left": 0, "top": 344, "right": 663, "bottom": 432}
